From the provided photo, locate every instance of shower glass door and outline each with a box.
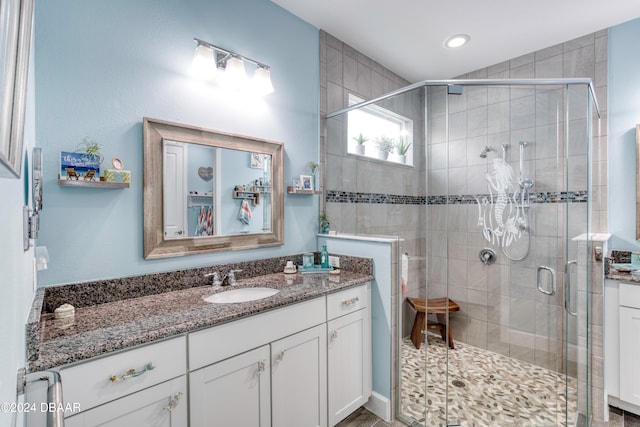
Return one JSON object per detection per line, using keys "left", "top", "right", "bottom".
{"left": 419, "top": 81, "right": 594, "bottom": 427}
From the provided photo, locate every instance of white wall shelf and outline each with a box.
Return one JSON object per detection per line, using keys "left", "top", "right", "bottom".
{"left": 287, "top": 186, "right": 320, "bottom": 195}
{"left": 58, "top": 178, "right": 129, "bottom": 188}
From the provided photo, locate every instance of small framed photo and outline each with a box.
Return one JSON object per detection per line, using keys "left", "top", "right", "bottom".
{"left": 292, "top": 179, "right": 302, "bottom": 191}
{"left": 300, "top": 174, "right": 313, "bottom": 191}
{"left": 250, "top": 152, "right": 264, "bottom": 169}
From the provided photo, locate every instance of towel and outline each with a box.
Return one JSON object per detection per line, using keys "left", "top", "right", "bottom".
{"left": 238, "top": 200, "right": 253, "bottom": 225}
{"left": 401, "top": 253, "right": 409, "bottom": 297}
{"left": 205, "top": 207, "right": 214, "bottom": 235}
{"left": 195, "top": 206, "right": 206, "bottom": 236}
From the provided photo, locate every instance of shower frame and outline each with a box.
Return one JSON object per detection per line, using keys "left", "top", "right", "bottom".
{"left": 325, "top": 78, "right": 600, "bottom": 426}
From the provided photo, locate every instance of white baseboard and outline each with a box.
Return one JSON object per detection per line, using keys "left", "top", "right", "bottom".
{"left": 364, "top": 391, "right": 391, "bottom": 422}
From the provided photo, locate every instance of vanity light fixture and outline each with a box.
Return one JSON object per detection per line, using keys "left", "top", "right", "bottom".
{"left": 444, "top": 34, "right": 470, "bottom": 49}
{"left": 191, "top": 38, "right": 274, "bottom": 95}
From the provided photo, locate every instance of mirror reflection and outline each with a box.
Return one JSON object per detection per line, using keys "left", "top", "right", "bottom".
{"left": 163, "top": 141, "right": 272, "bottom": 238}
{"left": 143, "top": 118, "right": 284, "bottom": 259}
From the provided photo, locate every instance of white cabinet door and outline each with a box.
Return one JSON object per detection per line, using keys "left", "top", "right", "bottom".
{"left": 620, "top": 305, "right": 640, "bottom": 406}
{"left": 65, "top": 376, "right": 187, "bottom": 427}
{"left": 190, "top": 345, "right": 271, "bottom": 427}
{"left": 327, "top": 308, "right": 372, "bottom": 426}
{"left": 271, "top": 324, "right": 327, "bottom": 427}
{"left": 605, "top": 279, "right": 620, "bottom": 398}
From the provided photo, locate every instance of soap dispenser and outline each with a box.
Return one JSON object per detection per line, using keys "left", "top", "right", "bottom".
{"left": 320, "top": 245, "right": 329, "bottom": 268}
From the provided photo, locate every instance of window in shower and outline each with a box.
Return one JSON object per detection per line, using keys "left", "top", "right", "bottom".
{"left": 347, "top": 93, "right": 414, "bottom": 165}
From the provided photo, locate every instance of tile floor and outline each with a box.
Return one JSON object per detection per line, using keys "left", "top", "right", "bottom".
{"left": 400, "top": 335, "right": 576, "bottom": 426}
{"left": 337, "top": 334, "right": 640, "bottom": 426}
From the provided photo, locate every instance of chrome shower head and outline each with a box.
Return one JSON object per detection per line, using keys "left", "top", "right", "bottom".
{"left": 479, "top": 146, "right": 496, "bottom": 158}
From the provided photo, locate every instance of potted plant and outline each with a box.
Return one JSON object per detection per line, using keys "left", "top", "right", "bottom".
{"left": 352, "top": 133, "right": 368, "bottom": 155}
{"left": 396, "top": 137, "right": 412, "bottom": 163}
{"left": 374, "top": 136, "right": 395, "bottom": 160}
{"left": 319, "top": 211, "right": 330, "bottom": 234}
{"left": 306, "top": 161, "right": 319, "bottom": 190}
{"left": 77, "top": 137, "right": 104, "bottom": 165}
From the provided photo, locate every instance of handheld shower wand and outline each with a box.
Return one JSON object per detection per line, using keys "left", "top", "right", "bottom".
{"left": 518, "top": 141, "right": 534, "bottom": 189}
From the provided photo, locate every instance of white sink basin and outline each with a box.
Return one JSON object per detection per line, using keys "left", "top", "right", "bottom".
{"left": 203, "top": 287, "right": 279, "bottom": 304}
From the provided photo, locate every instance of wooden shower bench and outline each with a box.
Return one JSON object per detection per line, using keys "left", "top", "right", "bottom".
{"left": 407, "top": 297, "right": 460, "bottom": 350}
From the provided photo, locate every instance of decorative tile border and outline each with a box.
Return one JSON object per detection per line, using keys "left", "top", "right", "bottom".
{"left": 326, "top": 190, "right": 588, "bottom": 205}
{"left": 326, "top": 190, "right": 425, "bottom": 205}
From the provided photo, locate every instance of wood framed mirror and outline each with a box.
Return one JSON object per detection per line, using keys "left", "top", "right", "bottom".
{"left": 637, "top": 124, "right": 640, "bottom": 240}
{"left": 143, "top": 118, "right": 284, "bottom": 259}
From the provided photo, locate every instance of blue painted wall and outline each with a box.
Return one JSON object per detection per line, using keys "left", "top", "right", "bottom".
{"left": 319, "top": 235, "right": 395, "bottom": 407}
{"left": 34, "top": 0, "right": 320, "bottom": 285}
{"left": 608, "top": 18, "right": 640, "bottom": 250}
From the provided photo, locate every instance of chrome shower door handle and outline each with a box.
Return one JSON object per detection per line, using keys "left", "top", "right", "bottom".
{"left": 536, "top": 265, "right": 557, "bottom": 296}
{"left": 566, "top": 259, "right": 578, "bottom": 316}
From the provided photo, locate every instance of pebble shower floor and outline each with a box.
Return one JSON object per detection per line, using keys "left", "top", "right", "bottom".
{"left": 400, "top": 335, "right": 577, "bottom": 426}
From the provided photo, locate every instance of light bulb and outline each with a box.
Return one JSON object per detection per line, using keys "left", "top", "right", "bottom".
{"left": 190, "top": 44, "right": 217, "bottom": 79}
{"left": 252, "top": 66, "right": 274, "bottom": 96}
{"left": 221, "top": 56, "right": 247, "bottom": 90}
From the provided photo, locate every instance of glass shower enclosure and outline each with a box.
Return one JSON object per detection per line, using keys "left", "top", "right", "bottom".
{"left": 324, "top": 79, "right": 599, "bottom": 426}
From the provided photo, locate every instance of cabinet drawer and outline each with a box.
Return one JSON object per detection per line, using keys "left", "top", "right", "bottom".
{"left": 60, "top": 336, "right": 186, "bottom": 415}
{"left": 189, "top": 297, "right": 326, "bottom": 370}
{"left": 620, "top": 283, "right": 640, "bottom": 309}
{"left": 65, "top": 375, "right": 187, "bottom": 426}
{"left": 327, "top": 283, "right": 370, "bottom": 321}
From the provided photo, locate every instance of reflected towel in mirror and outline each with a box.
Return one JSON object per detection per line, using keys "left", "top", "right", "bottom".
{"left": 238, "top": 200, "right": 252, "bottom": 225}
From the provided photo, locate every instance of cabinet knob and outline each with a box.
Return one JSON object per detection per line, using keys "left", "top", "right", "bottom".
{"left": 163, "top": 392, "right": 183, "bottom": 412}
{"left": 257, "top": 360, "right": 266, "bottom": 375}
{"left": 275, "top": 351, "right": 285, "bottom": 362}
{"left": 330, "top": 330, "right": 338, "bottom": 341}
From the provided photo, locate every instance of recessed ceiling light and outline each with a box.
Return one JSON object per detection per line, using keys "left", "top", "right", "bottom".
{"left": 444, "top": 34, "right": 470, "bottom": 49}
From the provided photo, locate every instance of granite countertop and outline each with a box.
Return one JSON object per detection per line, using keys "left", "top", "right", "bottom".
{"left": 28, "top": 267, "right": 373, "bottom": 372}
{"left": 605, "top": 269, "right": 640, "bottom": 283}
{"left": 605, "top": 249, "right": 640, "bottom": 284}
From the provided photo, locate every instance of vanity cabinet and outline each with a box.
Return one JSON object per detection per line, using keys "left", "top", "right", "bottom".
{"left": 327, "top": 285, "right": 372, "bottom": 426}
{"left": 619, "top": 283, "right": 640, "bottom": 406}
{"left": 605, "top": 280, "right": 640, "bottom": 415}
{"left": 190, "top": 345, "right": 271, "bottom": 426}
{"left": 51, "top": 282, "right": 371, "bottom": 427}
{"left": 61, "top": 336, "right": 187, "bottom": 426}
{"left": 188, "top": 297, "right": 328, "bottom": 427}
{"left": 271, "top": 324, "right": 327, "bottom": 427}
{"left": 190, "top": 324, "right": 328, "bottom": 427}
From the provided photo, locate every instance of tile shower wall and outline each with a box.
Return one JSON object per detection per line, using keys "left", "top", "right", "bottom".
{"left": 320, "top": 29, "right": 427, "bottom": 296}
{"left": 320, "top": 30, "right": 426, "bottom": 421}
{"left": 320, "top": 29, "right": 608, "bottom": 422}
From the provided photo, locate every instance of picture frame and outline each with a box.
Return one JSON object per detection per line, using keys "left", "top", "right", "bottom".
{"left": 60, "top": 151, "right": 101, "bottom": 181}
{"left": 300, "top": 174, "right": 313, "bottom": 191}
{"left": 250, "top": 152, "right": 264, "bottom": 169}
{"left": 0, "top": 0, "right": 34, "bottom": 178}
{"left": 292, "top": 179, "right": 301, "bottom": 191}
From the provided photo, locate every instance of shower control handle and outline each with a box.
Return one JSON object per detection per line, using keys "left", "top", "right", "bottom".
{"left": 479, "top": 248, "right": 497, "bottom": 265}
{"left": 536, "top": 265, "right": 556, "bottom": 296}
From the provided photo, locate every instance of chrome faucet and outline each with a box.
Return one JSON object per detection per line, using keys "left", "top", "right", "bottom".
{"left": 205, "top": 269, "right": 242, "bottom": 286}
